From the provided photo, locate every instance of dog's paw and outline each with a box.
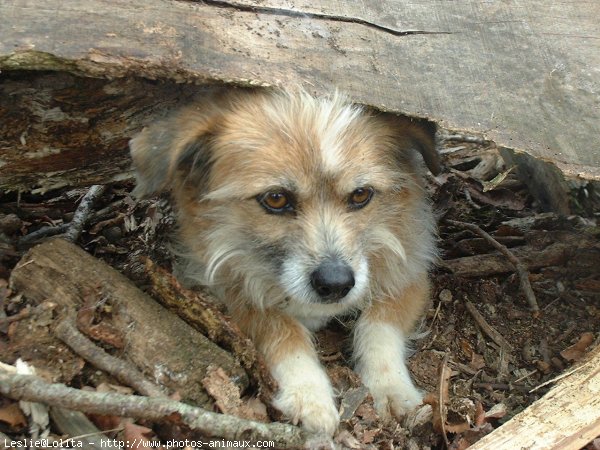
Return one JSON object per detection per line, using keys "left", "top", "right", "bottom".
{"left": 273, "top": 383, "right": 339, "bottom": 435}
{"left": 369, "top": 382, "right": 423, "bottom": 420}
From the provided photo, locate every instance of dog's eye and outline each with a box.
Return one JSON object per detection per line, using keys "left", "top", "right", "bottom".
{"left": 348, "top": 187, "right": 374, "bottom": 210}
{"left": 258, "top": 192, "right": 294, "bottom": 213}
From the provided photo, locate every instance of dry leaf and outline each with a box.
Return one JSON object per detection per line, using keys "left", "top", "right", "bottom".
{"left": 481, "top": 167, "right": 514, "bottom": 192}
{"left": 361, "top": 428, "right": 380, "bottom": 445}
{"left": 474, "top": 401, "right": 486, "bottom": 427}
{"left": 243, "top": 397, "right": 269, "bottom": 422}
{"left": 560, "top": 332, "right": 594, "bottom": 362}
{"left": 484, "top": 403, "right": 507, "bottom": 420}
{"left": 202, "top": 366, "right": 243, "bottom": 415}
{"left": 335, "top": 430, "right": 361, "bottom": 449}
{"left": 0, "top": 403, "right": 27, "bottom": 429}
{"left": 355, "top": 401, "right": 379, "bottom": 425}
{"left": 449, "top": 423, "right": 494, "bottom": 449}
{"left": 202, "top": 366, "right": 267, "bottom": 421}
{"left": 459, "top": 338, "right": 474, "bottom": 359}
{"left": 469, "top": 353, "right": 486, "bottom": 371}
{"left": 339, "top": 386, "right": 370, "bottom": 421}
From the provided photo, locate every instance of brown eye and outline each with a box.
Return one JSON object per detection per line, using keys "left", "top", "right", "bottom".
{"left": 258, "top": 191, "right": 294, "bottom": 213}
{"left": 348, "top": 187, "right": 374, "bottom": 210}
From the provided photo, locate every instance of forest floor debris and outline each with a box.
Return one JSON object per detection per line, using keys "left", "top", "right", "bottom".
{"left": 1, "top": 138, "right": 599, "bottom": 448}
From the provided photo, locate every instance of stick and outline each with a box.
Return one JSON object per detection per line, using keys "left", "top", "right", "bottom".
{"left": 63, "top": 185, "right": 107, "bottom": 243}
{"left": 18, "top": 223, "right": 69, "bottom": 247}
{"left": 141, "top": 258, "right": 278, "bottom": 402}
{"left": 0, "top": 306, "right": 31, "bottom": 326}
{"left": 437, "top": 354, "right": 451, "bottom": 448}
{"left": 54, "top": 313, "right": 166, "bottom": 398}
{"left": 447, "top": 219, "right": 539, "bottom": 315}
{"left": 10, "top": 239, "right": 248, "bottom": 407}
{"left": 464, "top": 300, "right": 513, "bottom": 353}
{"left": 0, "top": 372, "right": 307, "bottom": 448}
{"left": 529, "top": 362, "right": 590, "bottom": 393}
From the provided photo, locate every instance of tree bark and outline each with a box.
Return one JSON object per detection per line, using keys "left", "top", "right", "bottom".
{"left": 9, "top": 238, "right": 248, "bottom": 406}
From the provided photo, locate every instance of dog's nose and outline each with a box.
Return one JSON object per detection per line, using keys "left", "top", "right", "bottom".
{"left": 310, "top": 260, "right": 355, "bottom": 302}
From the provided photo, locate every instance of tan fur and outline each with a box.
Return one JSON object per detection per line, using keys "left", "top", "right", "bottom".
{"left": 130, "top": 88, "right": 438, "bottom": 436}
{"left": 363, "top": 275, "right": 431, "bottom": 332}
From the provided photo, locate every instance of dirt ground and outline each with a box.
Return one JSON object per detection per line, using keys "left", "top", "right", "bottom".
{"left": 1, "top": 138, "right": 599, "bottom": 449}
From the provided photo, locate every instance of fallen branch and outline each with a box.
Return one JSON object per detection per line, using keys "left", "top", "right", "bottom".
{"left": 0, "top": 305, "right": 32, "bottom": 326}
{"left": 63, "top": 185, "right": 107, "bottom": 243}
{"left": 464, "top": 300, "right": 513, "bottom": 353}
{"left": 10, "top": 239, "right": 248, "bottom": 406}
{"left": 17, "top": 223, "right": 69, "bottom": 248}
{"left": 447, "top": 219, "right": 539, "bottom": 315}
{"left": 141, "top": 258, "right": 277, "bottom": 402}
{"left": 0, "top": 372, "right": 306, "bottom": 448}
{"left": 54, "top": 313, "right": 166, "bottom": 398}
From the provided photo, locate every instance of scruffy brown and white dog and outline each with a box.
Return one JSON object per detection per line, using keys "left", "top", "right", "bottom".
{"left": 130, "top": 88, "right": 439, "bottom": 436}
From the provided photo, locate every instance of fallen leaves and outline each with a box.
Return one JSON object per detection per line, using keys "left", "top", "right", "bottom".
{"left": 0, "top": 402, "right": 27, "bottom": 430}
{"left": 424, "top": 354, "right": 506, "bottom": 448}
{"left": 201, "top": 365, "right": 268, "bottom": 422}
{"left": 560, "top": 332, "right": 595, "bottom": 362}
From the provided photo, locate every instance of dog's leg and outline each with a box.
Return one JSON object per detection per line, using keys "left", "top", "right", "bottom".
{"left": 233, "top": 307, "right": 339, "bottom": 435}
{"left": 353, "top": 278, "right": 430, "bottom": 419}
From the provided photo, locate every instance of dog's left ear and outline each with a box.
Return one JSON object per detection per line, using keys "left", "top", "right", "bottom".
{"left": 384, "top": 114, "right": 440, "bottom": 176}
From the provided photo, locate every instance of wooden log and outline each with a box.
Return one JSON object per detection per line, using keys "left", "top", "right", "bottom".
{"left": 441, "top": 229, "right": 600, "bottom": 278}
{"left": 8, "top": 238, "right": 249, "bottom": 406}
{"left": 469, "top": 344, "right": 600, "bottom": 450}
{"left": 0, "top": 72, "right": 204, "bottom": 193}
{"left": 1, "top": 0, "right": 600, "bottom": 211}
{"left": 441, "top": 241, "right": 572, "bottom": 278}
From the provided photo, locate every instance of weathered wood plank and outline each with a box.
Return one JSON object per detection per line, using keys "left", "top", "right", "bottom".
{"left": 469, "top": 344, "right": 600, "bottom": 450}
{"left": 1, "top": 0, "right": 599, "bottom": 193}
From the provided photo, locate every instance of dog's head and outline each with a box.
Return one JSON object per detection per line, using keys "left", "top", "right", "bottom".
{"left": 131, "top": 88, "right": 438, "bottom": 313}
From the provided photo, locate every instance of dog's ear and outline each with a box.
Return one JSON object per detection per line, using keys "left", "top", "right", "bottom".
{"left": 382, "top": 114, "right": 440, "bottom": 176}
{"left": 129, "top": 108, "right": 218, "bottom": 198}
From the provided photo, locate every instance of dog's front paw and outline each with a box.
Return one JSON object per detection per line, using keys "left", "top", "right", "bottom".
{"left": 273, "top": 383, "right": 339, "bottom": 435}
{"left": 368, "top": 381, "right": 423, "bottom": 420}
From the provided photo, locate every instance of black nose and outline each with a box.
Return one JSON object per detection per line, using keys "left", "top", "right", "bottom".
{"left": 310, "top": 259, "right": 355, "bottom": 302}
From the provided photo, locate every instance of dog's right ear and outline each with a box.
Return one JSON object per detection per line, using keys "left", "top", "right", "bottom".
{"left": 129, "top": 108, "right": 218, "bottom": 198}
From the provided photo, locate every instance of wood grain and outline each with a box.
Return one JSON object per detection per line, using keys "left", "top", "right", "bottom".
{"left": 469, "top": 344, "right": 600, "bottom": 450}
{"left": 1, "top": 0, "right": 599, "bottom": 188}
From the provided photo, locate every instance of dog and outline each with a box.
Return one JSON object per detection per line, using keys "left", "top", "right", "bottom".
{"left": 130, "top": 88, "right": 439, "bottom": 436}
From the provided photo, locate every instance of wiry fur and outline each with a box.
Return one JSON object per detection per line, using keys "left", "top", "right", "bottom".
{"left": 130, "top": 88, "right": 438, "bottom": 436}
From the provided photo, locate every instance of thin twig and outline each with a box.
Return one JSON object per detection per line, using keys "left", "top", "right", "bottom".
{"left": 64, "top": 185, "right": 107, "bottom": 243}
{"left": 463, "top": 188, "right": 481, "bottom": 210}
{"left": 464, "top": 300, "right": 513, "bottom": 353}
{"left": 0, "top": 372, "right": 307, "bottom": 448}
{"left": 18, "top": 223, "right": 69, "bottom": 247}
{"left": 437, "top": 354, "right": 451, "bottom": 448}
{"left": 447, "top": 219, "right": 539, "bottom": 315}
{"left": 529, "top": 361, "right": 591, "bottom": 393}
{"left": 473, "top": 383, "right": 532, "bottom": 394}
{"left": 54, "top": 313, "right": 165, "bottom": 398}
{"left": 0, "top": 306, "right": 32, "bottom": 326}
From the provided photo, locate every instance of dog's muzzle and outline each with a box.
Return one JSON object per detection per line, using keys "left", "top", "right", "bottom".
{"left": 310, "top": 258, "right": 355, "bottom": 302}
